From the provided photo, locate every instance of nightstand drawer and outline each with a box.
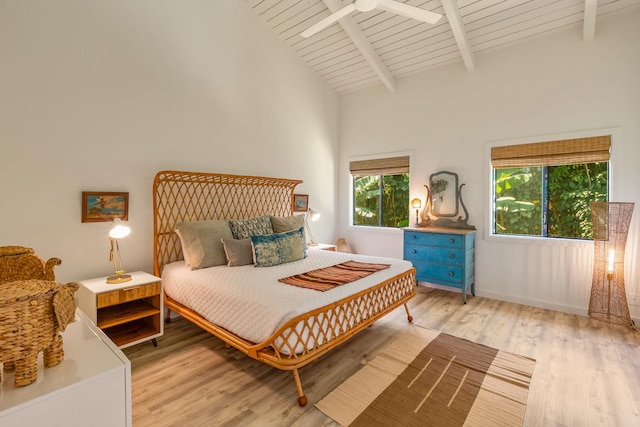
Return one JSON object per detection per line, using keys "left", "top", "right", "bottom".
{"left": 97, "top": 282, "right": 161, "bottom": 308}
{"left": 405, "top": 231, "right": 463, "bottom": 248}
{"left": 405, "top": 244, "right": 464, "bottom": 265}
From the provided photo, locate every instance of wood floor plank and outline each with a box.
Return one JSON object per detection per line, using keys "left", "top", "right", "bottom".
{"left": 124, "top": 286, "right": 640, "bottom": 426}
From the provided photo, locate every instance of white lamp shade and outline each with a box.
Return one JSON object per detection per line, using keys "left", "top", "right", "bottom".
{"left": 308, "top": 209, "right": 321, "bottom": 222}
{"left": 109, "top": 218, "right": 131, "bottom": 239}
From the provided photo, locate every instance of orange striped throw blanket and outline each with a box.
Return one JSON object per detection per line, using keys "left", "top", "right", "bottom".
{"left": 278, "top": 260, "right": 391, "bottom": 292}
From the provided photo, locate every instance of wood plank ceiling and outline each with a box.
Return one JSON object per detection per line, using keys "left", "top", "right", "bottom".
{"left": 246, "top": 0, "right": 640, "bottom": 93}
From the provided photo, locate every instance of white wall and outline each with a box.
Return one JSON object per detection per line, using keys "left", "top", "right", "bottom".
{"left": 0, "top": 1, "right": 339, "bottom": 283}
{"left": 338, "top": 9, "right": 640, "bottom": 318}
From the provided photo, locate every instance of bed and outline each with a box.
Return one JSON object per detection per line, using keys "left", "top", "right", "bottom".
{"left": 153, "top": 170, "right": 416, "bottom": 406}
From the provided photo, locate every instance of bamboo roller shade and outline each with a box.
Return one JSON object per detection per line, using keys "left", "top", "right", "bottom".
{"left": 350, "top": 156, "right": 410, "bottom": 176}
{"left": 491, "top": 135, "right": 610, "bottom": 168}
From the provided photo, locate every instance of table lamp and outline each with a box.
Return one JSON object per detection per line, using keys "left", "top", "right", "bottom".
{"left": 107, "top": 218, "right": 132, "bottom": 284}
{"left": 305, "top": 208, "right": 320, "bottom": 246}
{"left": 411, "top": 198, "right": 422, "bottom": 227}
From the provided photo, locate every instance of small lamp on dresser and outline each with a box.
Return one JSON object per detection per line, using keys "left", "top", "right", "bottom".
{"left": 411, "top": 198, "right": 422, "bottom": 227}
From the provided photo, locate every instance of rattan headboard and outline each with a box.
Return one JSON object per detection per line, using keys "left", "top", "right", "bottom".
{"left": 153, "top": 170, "right": 302, "bottom": 276}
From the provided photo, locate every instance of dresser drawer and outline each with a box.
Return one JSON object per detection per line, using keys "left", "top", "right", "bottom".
{"left": 404, "top": 244, "right": 465, "bottom": 265}
{"left": 404, "top": 231, "right": 463, "bottom": 249}
{"left": 97, "top": 282, "right": 161, "bottom": 308}
{"left": 413, "top": 261, "right": 464, "bottom": 285}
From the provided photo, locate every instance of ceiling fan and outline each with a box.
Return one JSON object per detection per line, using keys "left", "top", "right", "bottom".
{"left": 300, "top": 0, "right": 443, "bottom": 38}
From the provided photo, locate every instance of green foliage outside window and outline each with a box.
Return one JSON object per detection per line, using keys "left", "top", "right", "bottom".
{"left": 547, "top": 163, "right": 608, "bottom": 238}
{"left": 494, "top": 163, "right": 608, "bottom": 239}
{"left": 353, "top": 174, "right": 409, "bottom": 228}
{"left": 495, "top": 167, "right": 543, "bottom": 235}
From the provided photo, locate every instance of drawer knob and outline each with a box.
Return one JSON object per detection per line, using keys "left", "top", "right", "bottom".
{"left": 449, "top": 253, "right": 455, "bottom": 259}
{"left": 449, "top": 238, "right": 455, "bottom": 243}
{"left": 448, "top": 271, "right": 455, "bottom": 277}
{"left": 412, "top": 235, "right": 417, "bottom": 240}
{"left": 411, "top": 249, "right": 417, "bottom": 254}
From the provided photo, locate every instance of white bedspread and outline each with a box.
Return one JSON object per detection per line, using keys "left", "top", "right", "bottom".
{"left": 162, "top": 250, "right": 413, "bottom": 345}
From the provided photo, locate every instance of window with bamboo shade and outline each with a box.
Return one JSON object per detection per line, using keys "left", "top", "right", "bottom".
{"left": 491, "top": 135, "right": 610, "bottom": 239}
{"left": 350, "top": 155, "right": 410, "bottom": 228}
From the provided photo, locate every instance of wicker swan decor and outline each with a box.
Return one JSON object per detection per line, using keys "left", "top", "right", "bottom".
{"left": 0, "top": 246, "right": 79, "bottom": 387}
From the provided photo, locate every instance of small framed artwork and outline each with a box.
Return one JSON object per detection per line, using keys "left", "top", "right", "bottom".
{"left": 293, "top": 194, "right": 309, "bottom": 212}
{"left": 82, "top": 191, "right": 129, "bottom": 223}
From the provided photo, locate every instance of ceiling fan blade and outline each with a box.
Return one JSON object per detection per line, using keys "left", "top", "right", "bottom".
{"left": 376, "top": 0, "right": 442, "bottom": 25}
{"left": 300, "top": 3, "right": 357, "bottom": 38}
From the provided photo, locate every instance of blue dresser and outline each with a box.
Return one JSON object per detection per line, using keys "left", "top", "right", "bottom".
{"left": 403, "top": 227, "right": 476, "bottom": 303}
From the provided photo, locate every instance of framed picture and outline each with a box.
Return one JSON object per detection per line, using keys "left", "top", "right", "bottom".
{"left": 82, "top": 191, "right": 129, "bottom": 223}
{"left": 293, "top": 194, "right": 309, "bottom": 212}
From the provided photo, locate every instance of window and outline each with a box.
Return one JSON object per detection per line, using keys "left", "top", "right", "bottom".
{"left": 491, "top": 135, "right": 610, "bottom": 240}
{"left": 351, "top": 156, "right": 410, "bottom": 228}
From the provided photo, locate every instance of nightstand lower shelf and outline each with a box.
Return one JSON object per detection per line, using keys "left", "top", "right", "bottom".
{"left": 97, "top": 300, "right": 160, "bottom": 329}
{"left": 104, "top": 320, "right": 160, "bottom": 348}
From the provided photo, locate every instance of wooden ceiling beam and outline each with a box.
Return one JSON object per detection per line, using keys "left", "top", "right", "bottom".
{"left": 583, "top": 0, "right": 598, "bottom": 41}
{"left": 322, "top": 0, "right": 396, "bottom": 92}
{"left": 440, "top": 0, "right": 475, "bottom": 72}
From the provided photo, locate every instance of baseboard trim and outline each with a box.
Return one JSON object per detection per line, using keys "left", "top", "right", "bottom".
{"left": 418, "top": 282, "right": 640, "bottom": 325}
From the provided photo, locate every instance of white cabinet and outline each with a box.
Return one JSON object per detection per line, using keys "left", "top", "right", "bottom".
{"left": 0, "top": 310, "right": 131, "bottom": 427}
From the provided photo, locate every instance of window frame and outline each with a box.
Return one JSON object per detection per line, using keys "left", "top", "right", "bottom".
{"left": 348, "top": 151, "right": 414, "bottom": 231}
{"left": 485, "top": 129, "right": 616, "bottom": 245}
{"left": 352, "top": 173, "right": 411, "bottom": 227}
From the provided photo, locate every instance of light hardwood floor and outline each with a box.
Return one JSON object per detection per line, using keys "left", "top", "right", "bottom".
{"left": 124, "top": 286, "right": 640, "bottom": 426}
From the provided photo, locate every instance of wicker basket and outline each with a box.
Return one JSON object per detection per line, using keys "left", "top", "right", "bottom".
{"left": 0, "top": 246, "right": 61, "bottom": 284}
{"left": 0, "top": 279, "right": 78, "bottom": 386}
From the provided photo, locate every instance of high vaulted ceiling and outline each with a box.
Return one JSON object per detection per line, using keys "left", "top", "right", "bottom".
{"left": 246, "top": 0, "right": 640, "bottom": 93}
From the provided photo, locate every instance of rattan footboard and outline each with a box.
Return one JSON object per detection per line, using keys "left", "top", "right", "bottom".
{"left": 153, "top": 170, "right": 416, "bottom": 406}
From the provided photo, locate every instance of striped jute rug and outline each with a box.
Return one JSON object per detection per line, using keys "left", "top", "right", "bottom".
{"left": 316, "top": 325, "right": 536, "bottom": 427}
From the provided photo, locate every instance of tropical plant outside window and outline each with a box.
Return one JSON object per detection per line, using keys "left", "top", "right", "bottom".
{"left": 353, "top": 174, "right": 410, "bottom": 227}
{"left": 492, "top": 135, "right": 611, "bottom": 239}
{"left": 494, "top": 160, "right": 608, "bottom": 239}
{"left": 350, "top": 155, "right": 410, "bottom": 228}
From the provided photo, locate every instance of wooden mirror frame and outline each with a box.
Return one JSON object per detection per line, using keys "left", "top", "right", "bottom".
{"left": 429, "top": 171, "right": 459, "bottom": 217}
{"left": 419, "top": 171, "right": 475, "bottom": 229}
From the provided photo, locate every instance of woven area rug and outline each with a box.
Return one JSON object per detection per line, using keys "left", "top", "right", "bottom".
{"left": 316, "top": 325, "right": 536, "bottom": 427}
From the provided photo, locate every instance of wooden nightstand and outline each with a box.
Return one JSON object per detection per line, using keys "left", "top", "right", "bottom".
{"left": 77, "top": 271, "right": 163, "bottom": 349}
{"left": 308, "top": 243, "right": 337, "bottom": 251}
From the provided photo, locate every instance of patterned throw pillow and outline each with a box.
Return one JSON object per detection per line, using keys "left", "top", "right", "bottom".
{"left": 250, "top": 227, "right": 306, "bottom": 267}
{"left": 229, "top": 215, "right": 274, "bottom": 239}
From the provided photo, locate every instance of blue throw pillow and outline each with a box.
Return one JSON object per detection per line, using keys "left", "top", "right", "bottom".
{"left": 251, "top": 227, "right": 307, "bottom": 267}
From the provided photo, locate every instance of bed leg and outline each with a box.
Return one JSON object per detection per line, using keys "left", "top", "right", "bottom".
{"left": 165, "top": 308, "right": 172, "bottom": 323}
{"left": 404, "top": 303, "right": 413, "bottom": 323}
{"left": 292, "top": 368, "right": 308, "bottom": 407}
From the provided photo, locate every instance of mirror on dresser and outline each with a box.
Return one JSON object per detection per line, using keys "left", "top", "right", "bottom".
{"left": 419, "top": 171, "right": 475, "bottom": 230}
